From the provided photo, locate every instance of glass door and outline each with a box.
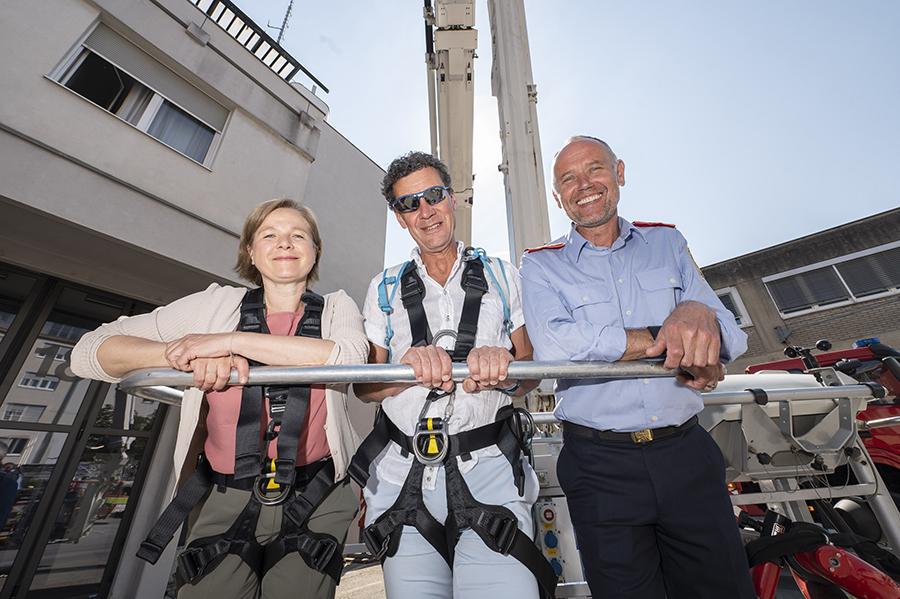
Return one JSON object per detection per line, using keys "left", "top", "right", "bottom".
{"left": 0, "top": 263, "right": 164, "bottom": 599}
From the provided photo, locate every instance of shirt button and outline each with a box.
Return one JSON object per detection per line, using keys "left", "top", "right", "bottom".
{"left": 652, "top": 415, "right": 658, "bottom": 422}
{"left": 643, "top": 379, "right": 650, "bottom": 384}
{"left": 669, "top": 278, "right": 676, "bottom": 284}
{"left": 582, "top": 296, "right": 588, "bottom": 301}
{"left": 618, "top": 278, "right": 624, "bottom": 283}
{"left": 445, "top": 316, "right": 450, "bottom": 322}
{"left": 626, "top": 310, "right": 632, "bottom": 315}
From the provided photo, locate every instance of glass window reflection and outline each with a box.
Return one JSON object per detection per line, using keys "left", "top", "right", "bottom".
{"left": 0, "top": 432, "right": 69, "bottom": 579}
{"left": 27, "top": 435, "right": 147, "bottom": 597}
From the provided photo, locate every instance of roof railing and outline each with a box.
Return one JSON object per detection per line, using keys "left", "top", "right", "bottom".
{"left": 186, "top": 0, "right": 329, "bottom": 93}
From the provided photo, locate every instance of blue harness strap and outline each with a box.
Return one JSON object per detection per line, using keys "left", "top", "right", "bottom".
{"left": 377, "top": 261, "right": 410, "bottom": 362}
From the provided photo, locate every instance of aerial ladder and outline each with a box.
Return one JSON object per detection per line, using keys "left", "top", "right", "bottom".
{"left": 423, "top": 0, "right": 550, "bottom": 259}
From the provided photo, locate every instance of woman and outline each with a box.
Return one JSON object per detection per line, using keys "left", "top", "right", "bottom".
{"left": 71, "top": 199, "right": 367, "bottom": 599}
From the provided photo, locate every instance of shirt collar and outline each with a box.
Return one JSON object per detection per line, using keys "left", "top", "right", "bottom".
{"left": 409, "top": 241, "right": 465, "bottom": 280}
{"left": 565, "top": 218, "right": 648, "bottom": 261}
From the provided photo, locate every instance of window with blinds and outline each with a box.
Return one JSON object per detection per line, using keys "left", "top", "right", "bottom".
{"left": 55, "top": 23, "right": 228, "bottom": 166}
{"left": 764, "top": 243, "right": 900, "bottom": 315}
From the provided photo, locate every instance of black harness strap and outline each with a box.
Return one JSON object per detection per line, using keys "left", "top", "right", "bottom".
{"left": 137, "top": 455, "right": 216, "bottom": 565}
{"left": 273, "top": 293, "right": 323, "bottom": 486}
{"left": 396, "top": 254, "right": 490, "bottom": 361}
{"left": 361, "top": 459, "right": 451, "bottom": 566}
{"left": 453, "top": 257, "right": 488, "bottom": 361}
{"left": 234, "top": 287, "right": 267, "bottom": 480}
{"left": 266, "top": 459, "right": 343, "bottom": 580}
{"left": 347, "top": 408, "right": 393, "bottom": 487}
{"left": 177, "top": 493, "right": 266, "bottom": 586}
{"left": 444, "top": 456, "right": 558, "bottom": 599}
{"left": 399, "top": 262, "right": 432, "bottom": 348}
{"left": 352, "top": 408, "right": 549, "bottom": 593}
{"left": 349, "top": 407, "right": 526, "bottom": 492}
{"left": 234, "top": 290, "right": 323, "bottom": 484}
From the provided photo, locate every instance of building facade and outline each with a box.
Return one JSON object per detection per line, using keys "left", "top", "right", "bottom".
{"left": 704, "top": 208, "right": 900, "bottom": 373}
{"left": 0, "top": 1, "right": 385, "bottom": 597}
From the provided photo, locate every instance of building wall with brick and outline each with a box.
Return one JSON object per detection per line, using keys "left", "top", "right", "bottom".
{"left": 703, "top": 208, "right": 900, "bottom": 373}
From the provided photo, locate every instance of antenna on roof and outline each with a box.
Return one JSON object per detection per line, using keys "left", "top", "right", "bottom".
{"left": 267, "top": 0, "right": 294, "bottom": 46}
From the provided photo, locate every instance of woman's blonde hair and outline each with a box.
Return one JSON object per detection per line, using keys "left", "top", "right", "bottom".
{"left": 235, "top": 199, "right": 322, "bottom": 287}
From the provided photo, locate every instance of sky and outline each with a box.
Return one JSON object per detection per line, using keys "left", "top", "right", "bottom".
{"left": 239, "top": 1, "right": 900, "bottom": 269}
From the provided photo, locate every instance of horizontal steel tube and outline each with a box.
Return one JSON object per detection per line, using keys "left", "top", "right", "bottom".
{"left": 859, "top": 415, "right": 900, "bottom": 431}
{"left": 729, "top": 484, "right": 878, "bottom": 506}
{"left": 118, "top": 360, "right": 674, "bottom": 392}
{"left": 700, "top": 385, "right": 880, "bottom": 405}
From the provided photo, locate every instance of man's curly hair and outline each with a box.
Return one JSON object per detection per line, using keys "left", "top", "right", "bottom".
{"left": 381, "top": 151, "right": 453, "bottom": 206}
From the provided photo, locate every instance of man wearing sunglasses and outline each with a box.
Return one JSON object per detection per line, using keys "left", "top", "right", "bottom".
{"left": 351, "top": 152, "right": 551, "bottom": 599}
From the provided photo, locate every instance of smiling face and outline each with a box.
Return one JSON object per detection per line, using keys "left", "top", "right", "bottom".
{"left": 393, "top": 166, "right": 458, "bottom": 256}
{"left": 247, "top": 208, "right": 318, "bottom": 289}
{"left": 552, "top": 138, "right": 626, "bottom": 242}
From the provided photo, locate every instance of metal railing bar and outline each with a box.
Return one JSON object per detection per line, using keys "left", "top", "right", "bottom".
{"left": 118, "top": 360, "right": 674, "bottom": 393}
{"left": 529, "top": 385, "right": 883, "bottom": 426}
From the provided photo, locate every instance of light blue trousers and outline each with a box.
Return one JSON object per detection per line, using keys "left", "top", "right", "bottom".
{"left": 364, "top": 453, "right": 540, "bottom": 599}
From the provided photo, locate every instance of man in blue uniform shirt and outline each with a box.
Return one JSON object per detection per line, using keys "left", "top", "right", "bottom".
{"left": 520, "top": 136, "right": 756, "bottom": 598}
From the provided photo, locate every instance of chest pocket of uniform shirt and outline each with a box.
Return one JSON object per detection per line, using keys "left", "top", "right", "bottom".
{"left": 559, "top": 284, "right": 617, "bottom": 322}
{"left": 636, "top": 268, "right": 682, "bottom": 322}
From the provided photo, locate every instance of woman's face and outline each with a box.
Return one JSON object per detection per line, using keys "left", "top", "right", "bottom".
{"left": 247, "top": 208, "right": 317, "bottom": 288}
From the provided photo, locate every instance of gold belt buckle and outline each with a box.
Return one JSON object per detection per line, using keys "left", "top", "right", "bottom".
{"left": 630, "top": 429, "right": 653, "bottom": 443}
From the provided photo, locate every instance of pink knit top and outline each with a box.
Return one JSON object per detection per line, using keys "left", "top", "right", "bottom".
{"left": 204, "top": 311, "right": 330, "bottom": 473}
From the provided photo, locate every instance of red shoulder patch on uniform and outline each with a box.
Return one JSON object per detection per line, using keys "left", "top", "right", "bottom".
{"left": 633, "top": 221, "right": 676, "bottom": 228}
{"left": 524, "top": 242, "right": 565, "bottom": 253}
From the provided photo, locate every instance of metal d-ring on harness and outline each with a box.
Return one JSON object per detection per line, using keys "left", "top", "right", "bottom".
{"left": 350, "top": 248, "right": 558, "bottom": 598}
{"left": 136, "top": 288, "right": 345, "bottom": 586}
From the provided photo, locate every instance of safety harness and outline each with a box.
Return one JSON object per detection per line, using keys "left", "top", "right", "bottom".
{"left": 137, "top": 288, "right": 344, "bottom": 586}
{"left": 377, "top": 246, "right": 512, "bottom": 361}
{"left": 351, "top": 249, "right": 558, "bottom": 599}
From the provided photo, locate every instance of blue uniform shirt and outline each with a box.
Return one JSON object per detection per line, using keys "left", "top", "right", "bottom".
{"left": 520, "top": 218, "right": 747, "bottom": 433}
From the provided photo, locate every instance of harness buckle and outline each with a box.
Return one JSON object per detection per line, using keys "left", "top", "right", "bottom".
{"left": 413, "top": 417, "right": 449, "bottom": 465}
{"left": 461, "top": 268, "right": 489, "bottom": 293}
{"left": 477, "top": 511, "right": 519, "bottom": 555}
{"left": 177, "top": 546, "right": 206, "bottom": 581}
{"left": 300, "top": 534, "right": 339, "bottom": 572}
{"left": 253, "top": 460, "right": 293, "bottom": 506}
{"left": 362, "top": 525, "right": 392, "bottom": 561}
{"left": 265, "top": 386, "right": 290, "bottom": 412}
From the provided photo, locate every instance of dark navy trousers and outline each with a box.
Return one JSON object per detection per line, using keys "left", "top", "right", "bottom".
{"left": 558, "top": 422, "right": 756, "bottom": 599}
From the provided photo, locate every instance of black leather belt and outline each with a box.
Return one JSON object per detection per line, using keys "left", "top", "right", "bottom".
{"left": 562, "top": 415, "right": 698, "bottom": 444}
{"left": 213, "top": 457, "right": 332, "bottom": 491}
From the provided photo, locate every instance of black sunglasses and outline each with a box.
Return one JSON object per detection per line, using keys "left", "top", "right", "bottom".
{"left": 392, "top": 186, "right": 449, "bottom": 213}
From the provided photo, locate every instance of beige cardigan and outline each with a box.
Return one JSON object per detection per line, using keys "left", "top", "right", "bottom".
{"left": 71, "top": 283, "right": 367, "bottom": 487}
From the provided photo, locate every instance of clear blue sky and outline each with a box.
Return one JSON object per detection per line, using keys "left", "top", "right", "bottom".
{"left": 241, "top": 1, "right": 900, "bottom": 269}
